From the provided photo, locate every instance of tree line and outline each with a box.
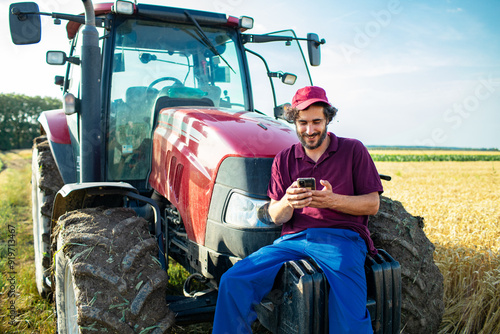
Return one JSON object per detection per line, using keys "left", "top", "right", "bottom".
{"left": 0, "top": 93, "right": 61, "bottom": 150}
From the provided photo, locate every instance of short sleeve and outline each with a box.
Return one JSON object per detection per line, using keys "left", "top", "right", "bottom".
{"left": 267, "top": 153, "right": 287, "bottom": 201}
{"left": 352, "top": 140, "right": 384, "bottom": 195}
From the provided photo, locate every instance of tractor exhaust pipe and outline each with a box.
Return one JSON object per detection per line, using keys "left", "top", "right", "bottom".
{"left": 80, "top": 0, "right": 103, "bottom": 182}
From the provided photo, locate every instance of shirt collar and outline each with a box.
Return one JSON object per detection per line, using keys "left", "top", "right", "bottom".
{"left": 294, "top": 132, "right": 339, "bottom": 160}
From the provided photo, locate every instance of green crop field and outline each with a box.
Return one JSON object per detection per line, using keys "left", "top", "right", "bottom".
{"left": 369, "top": 149, "right": 500, "bottom": 162}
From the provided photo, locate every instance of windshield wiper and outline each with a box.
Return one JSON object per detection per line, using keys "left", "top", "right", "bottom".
{"left": 184, "top": 10, "right": 235, "bottom": 74}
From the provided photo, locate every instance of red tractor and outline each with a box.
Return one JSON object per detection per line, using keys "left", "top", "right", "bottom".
{"left": 10, "top": 1, "right": 443, "bottom": 333}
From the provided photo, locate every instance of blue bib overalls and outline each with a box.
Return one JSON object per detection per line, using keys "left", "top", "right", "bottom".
{"left": 212, "top": 228, "right": 372, "bottom": 334}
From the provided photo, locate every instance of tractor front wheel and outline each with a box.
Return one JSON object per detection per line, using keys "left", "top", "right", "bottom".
{"left": 54, "top": 207, "right": 174, "bottom": 333}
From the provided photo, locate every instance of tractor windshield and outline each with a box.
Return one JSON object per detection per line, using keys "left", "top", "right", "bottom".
{"left": 107, "top": 18, "right": 247, "bottom": 182}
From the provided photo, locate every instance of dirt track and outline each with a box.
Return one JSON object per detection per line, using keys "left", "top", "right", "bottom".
{"left": 0, "top": 149, "right": 31, "bottom": 170}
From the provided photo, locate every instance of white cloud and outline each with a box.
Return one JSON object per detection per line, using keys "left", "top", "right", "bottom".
{"left": 447, "top": 7, "right": 464, "bottom": 13}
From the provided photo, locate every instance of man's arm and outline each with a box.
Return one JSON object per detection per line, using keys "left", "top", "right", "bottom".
{"left": 309, "top": 180, "right": 380, "bottom": 216}
{"left": 268, "top": 181, "right": 312, "bottom": 225}
{"left": 269, "top": 179, "right": 380, "bottom": 225}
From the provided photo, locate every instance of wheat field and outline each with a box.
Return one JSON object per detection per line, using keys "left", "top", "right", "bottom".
{"left": 375, "top": 160, "right": 500, "bottom": 334}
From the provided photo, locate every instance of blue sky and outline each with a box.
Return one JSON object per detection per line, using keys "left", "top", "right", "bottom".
{"left": 1, "top": 0, "right": 499, "bottom": 149}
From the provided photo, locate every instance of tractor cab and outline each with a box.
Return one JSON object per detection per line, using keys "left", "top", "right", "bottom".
{"left": 34, "top": 1, "right": 322, "bottom": 192}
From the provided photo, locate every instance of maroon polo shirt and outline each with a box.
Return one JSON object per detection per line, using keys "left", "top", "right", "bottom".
{"left": 267, "top": 132, "right": 383, "bottom": 255}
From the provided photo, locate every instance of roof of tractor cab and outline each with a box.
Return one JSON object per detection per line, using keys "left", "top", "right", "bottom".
{"left": 66, "top": 2, "right": 240, "bottom": 39}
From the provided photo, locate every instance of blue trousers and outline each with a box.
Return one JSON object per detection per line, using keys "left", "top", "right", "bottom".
{"left": 212, "top": 228, "right": 372, "bottom": 334}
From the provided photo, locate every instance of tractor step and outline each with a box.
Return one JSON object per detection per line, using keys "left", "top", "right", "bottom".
{"left": 166, "top": 289, "right": 218, "bottom": 325}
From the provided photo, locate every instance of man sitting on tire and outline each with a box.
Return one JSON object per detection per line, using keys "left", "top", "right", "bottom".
{"left": 212, "top": 86, "right": 383, "bottom": 334}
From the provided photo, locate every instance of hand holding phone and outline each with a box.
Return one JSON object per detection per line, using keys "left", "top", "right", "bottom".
{"left": 297, "top": 177, "right": 316, "bottom": 190}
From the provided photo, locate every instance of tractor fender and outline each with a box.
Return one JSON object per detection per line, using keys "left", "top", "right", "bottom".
{"left": 53, "top": 182, "right": 139, "bottom": 220}
{"left": 38, "top": 109, "right": 76, "bottom": 184}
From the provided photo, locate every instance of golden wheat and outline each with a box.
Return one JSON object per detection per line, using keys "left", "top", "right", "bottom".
{"left": 375, "top": 161, "right": 500, "bottom": 334}
{"left": 370, "top": 150, "right": 500, "bottom": 156}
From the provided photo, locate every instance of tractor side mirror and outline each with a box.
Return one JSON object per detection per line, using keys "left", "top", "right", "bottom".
{"left": 9, "top": 2, "right": 41, "bottom": 45}
{"left": 268, "top": 72, "right": 297, "bottom": 86}
{"left": 307, "top": 33, "right": 324, "bottom": 66}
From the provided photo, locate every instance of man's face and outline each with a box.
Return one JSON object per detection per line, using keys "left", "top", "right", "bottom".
{"left": 295, "top": 105, "right": 328, "bottom": 150}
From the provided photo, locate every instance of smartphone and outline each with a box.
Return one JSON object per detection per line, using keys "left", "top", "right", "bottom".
{"left": 297, "top": 177, "right": 316, "bottom": 190}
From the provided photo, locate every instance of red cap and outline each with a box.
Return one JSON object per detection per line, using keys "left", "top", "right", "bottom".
{"left": 292, "top": 86, "right": 331, "bottom": 110}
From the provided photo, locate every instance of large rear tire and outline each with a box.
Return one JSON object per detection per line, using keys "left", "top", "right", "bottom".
{"left": 369, "top": 196, "right": 445, "bottom": 334}
{"left": 32, "top": 136, "right": 64, "bottom": 297}
{"left": 55, "top": 207, "right": 174, "bottom": 333}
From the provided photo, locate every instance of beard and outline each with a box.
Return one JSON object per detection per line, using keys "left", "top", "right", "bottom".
{"left": 297, "top": 128, "right": 328, "bottom": 150}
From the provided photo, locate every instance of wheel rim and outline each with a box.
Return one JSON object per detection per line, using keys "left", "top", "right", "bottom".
{"left": 32, "top": 165, "right": 44, "bottom": 293}
{"left": 64, "top": 265, "right": 79, "bottom": 334}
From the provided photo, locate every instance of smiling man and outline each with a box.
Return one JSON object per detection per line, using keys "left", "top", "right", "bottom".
{"left": 212, "top": 86, "right": 384, "bottom": 334}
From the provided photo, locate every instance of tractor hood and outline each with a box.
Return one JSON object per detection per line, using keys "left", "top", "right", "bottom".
{"left": 151, "top": 107, "right": 298, "bottom": 184}
{"left": 193, "top": 108, "right": 298, "bottom": 158}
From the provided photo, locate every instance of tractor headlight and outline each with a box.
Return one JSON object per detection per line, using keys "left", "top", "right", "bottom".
{"left": 225, "top": 193, "right": 274, "bottom": 228}
{"left": 113, "top": 0, "right": 134, "bottom": 15}
{"left": 239, "top": 16, "right": 254, "bottom": 30}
